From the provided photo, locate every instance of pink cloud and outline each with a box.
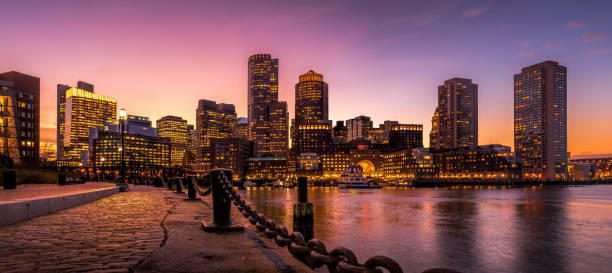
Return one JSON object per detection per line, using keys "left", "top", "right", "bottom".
{"left": 589, "top": 45, "right": 610, "bottom": 55}
{"left": 568, "top": 21, "right": 587, "bottom": 29}
{"left": 582, "top": 33, "right": 609, "bottom": 42}
{"left": 522, "top": 41, "right": 531, "bottom": 47}
{"left": 543, "top": 43, "right": 554, "bottom": 48}
{"left": 463, "top": 6, "right": 489, "bottom": 17}
{"left": 519, "top": 50, "right": 537, "bottom": 57}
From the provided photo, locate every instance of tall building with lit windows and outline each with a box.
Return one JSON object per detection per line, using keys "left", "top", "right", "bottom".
{"left": 247, "top": 54, "right": 288, "bottom": 157}
{"left": 0, "top": 71, "right": 40, "bottom": 165}
{"left": 346, "top": 116, "right": 372, "bottom": 141}
{"left": 514, "top": 61, "right": 567, "bottom": 180}
{"left": 295, "top": 70, "right": 328, "bottom": 124}
{"left": 195, "top": 99, "right": 236, "bottom": 172}
{"left": 58, "top": 84, "right": 116, "bottom": 166}
{"left": 268, "top": 101, "right": 288, "bottom": 157}
{"left": 430, "top": 78, "right": 478, "bottom": 149}
{"left": 157, "top": 115, "right": 190, "bottom": 167}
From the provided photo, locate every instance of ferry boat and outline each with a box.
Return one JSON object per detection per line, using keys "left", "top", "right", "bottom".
{"left": 337, "top": 164, "right": 380, "bottom": 188}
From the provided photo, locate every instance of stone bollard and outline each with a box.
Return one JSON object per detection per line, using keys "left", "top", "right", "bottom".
{"left": 58, "top": 173, "right": 66, "bottom": 186}
{"left": 293, "top": 177, "right": 314, "bottom": 241}
{"left": 202, "top": 169, "right": 243, "bottom": 232}
{"left": 176, "top": 178, "right": 183, "bottom": 194}
{"left": 2, "top": 170, "right": 17, "bottom": 189}
{"left": 166, "top": 177, "right": 173, "bottom": 190}
{"left": 185, "top": 176, "right": 199, "bottom": 201}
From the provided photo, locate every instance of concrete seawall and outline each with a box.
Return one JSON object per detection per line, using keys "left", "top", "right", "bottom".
{"left": 0, "top": 186, "right": 119, "bottom": 226}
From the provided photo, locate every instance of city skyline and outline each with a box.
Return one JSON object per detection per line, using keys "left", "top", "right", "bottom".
{"left": 1, "top": 1, "right": 611, "bottom": 157}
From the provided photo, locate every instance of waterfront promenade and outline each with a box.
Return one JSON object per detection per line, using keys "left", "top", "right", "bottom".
{"left": 0, "top": 185, "right": 311, "bottom": 273}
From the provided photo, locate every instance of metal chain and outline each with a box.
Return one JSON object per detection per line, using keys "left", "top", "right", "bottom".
{"left": 215, "top": 173, "right": 403, "bottom": 273}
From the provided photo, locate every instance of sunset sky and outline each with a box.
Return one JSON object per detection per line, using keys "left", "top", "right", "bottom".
{"left": 1, "top": 0, "right": 611, "bottom": 157}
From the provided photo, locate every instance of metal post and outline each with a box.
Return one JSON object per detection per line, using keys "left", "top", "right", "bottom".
{"left": 293, "top": 177, "right": 314, "bottom": 241}
{"left": 121, "top": 118, "right": 126, "bottom": 184}
{"left": 185, "top": 176, "right": 199, "bottom": 200}
{"left": 202, "top": 168, "right": 243, "bottom": 232}
{"left": 176, "top": 178, "right": 183, "bottom": 194}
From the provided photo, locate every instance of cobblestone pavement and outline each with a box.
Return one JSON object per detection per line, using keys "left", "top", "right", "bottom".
{"left": 0, "top": 186, "right": 172, "bottom": 273}
{"left": 0, "top": 182, "right": 116, "bottom": 201}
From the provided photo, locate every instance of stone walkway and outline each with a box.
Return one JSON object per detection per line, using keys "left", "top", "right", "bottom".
{"left": 0, "top": 186, "right": 171, "bottom": 273}
{"left": 0, "top": 182, "right": 116, "bottom": 201}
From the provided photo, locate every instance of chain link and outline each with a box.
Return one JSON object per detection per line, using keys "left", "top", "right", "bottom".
{"left": 216, "top": 172, "right": 403, "bottom": 273}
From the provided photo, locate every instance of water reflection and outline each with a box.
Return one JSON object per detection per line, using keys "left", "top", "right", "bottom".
{"left": 242, "top": 186, "right": 612, "bottom": 273}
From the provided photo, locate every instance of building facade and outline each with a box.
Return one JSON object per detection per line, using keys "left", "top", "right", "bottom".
{"left": 432, "top": 144, "right": 520, "bottom": 180}
{"left": 514, "top": 61, "right": 567, "bottom": 180}
{"left": 346, "top": 116, "right": 373, "bottom": 141}
{"left": 430, "top": 78, "right": 478, "bottom": 149}
{"left": 247, "top": 54, "right": 289, "bottom": 157}
{"left": 157, "top": 115, "right": 191, "bottom": 167}
{"left": 333, "top": 121, "right": 347, "bottom": 143}
{"left": 59, "top": 86, "right": 116, "bottom": 167}
{"left": 571, "top": 157, "right": 611, "bottom": 180}
{"left": 0, "top": 71, "right": 40, "bottom": 165}
{"left": 195, "top": 99, "right": 236, "bottom": 173}
{"left": 389, "top": 124, "right": 423, "bottom": 151}
{"left": 233, "top": 117, "right": 249, "bottom": 139}
{"left": 92, "top": 131, "right": 170, "bottom": 176}
{"left": 381, "top": 148, "right": 435, "bottom": 180}
{"left": 211, "top": 137, "right": 254, "bottom": 180}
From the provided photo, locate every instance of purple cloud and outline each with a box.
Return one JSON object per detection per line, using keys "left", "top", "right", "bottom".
{"left": 522, "top": 41, "right": 531, "bottom": 47}
{"left": 583, "top": 33, "right": 609, "bottom": 42}
{"left": 463, "top": 6, "right": 489, "bottom": 17}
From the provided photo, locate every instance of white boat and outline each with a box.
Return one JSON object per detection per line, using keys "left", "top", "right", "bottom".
{"left": 243, "top": 181, "right": 257, "bottom": 187}
{"left": 337, "top": 164, "right": 379, "bottom": 188}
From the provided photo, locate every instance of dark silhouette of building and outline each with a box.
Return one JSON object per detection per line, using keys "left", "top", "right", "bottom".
{"left": 430, "top": 78, "right": 478, "bottom": 149}
{"left": 333, "top": 121, "right": 347, "bottom": 143}
{"left": 514, "top": 61, "right": 567, "bottom": 180}
{"left": 0, "top": 71, "right": 40, "bottom": 165}
{"left": 389, "top": 124, "right": 423, "bottom": 151}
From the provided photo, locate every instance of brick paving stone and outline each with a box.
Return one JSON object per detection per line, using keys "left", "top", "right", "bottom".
{"left": 0, "top": 186, "right": 171, "bottom": 273}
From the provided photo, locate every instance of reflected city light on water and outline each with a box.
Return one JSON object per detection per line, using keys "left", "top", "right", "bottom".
{"left": 243, "top": 185, "right": 612, "bottom": 273}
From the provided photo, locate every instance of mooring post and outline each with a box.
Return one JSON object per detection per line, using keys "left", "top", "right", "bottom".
{"left": 202, "top": 168, "right": 243, "bottom": 232}
{"left": 186, "top": 176, "right": 199, "bottom": 200}
{"left": 293, "top": 177, "right": 314, "bottom": 241}
{"left": 176, "top": 178, "right": 183, "bottom": 194}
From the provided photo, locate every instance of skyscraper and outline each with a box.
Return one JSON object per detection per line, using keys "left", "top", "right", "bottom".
{"left": 60, "top": 86, "right": 116, "bottom": 166}
{"left": 247, "top": 54, "right": 288, "bottom": 157}
{"left": 346, "top": 116, "right": 373, "bottom": 141}
{"left": 57, "top": 81, "right": 95, "bottom": 162}
{"left": 293, "top": 70, "right": 332, "bottom": 157}
{"left": 0, "top": 71, "right": 40, "bottom": 165}
{"left": 430, "top": 78, "right": 478, "bottom": 149}
{"left": 195, "top": 99, "right": 236, "bottom": 172}
{"left": 514, "top": 60, "right": 567, "bottom": 180}
{"left": 295, "top": 70, "right": 328, "bottom": 124}
{"left": 157, "top": 115, "right": 190, "bottom": 167}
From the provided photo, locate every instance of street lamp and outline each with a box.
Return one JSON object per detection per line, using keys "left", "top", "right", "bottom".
{"left": 119, "top": 108, "right": 127, "bottom": 184}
